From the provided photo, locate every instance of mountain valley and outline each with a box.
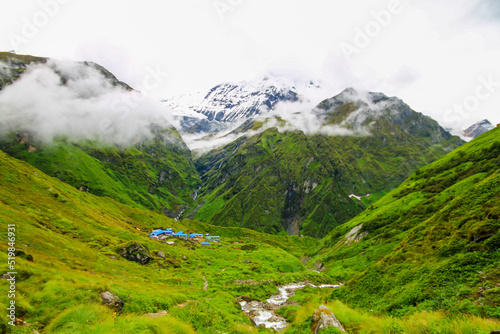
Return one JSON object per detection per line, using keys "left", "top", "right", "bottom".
{"left": 0, "top": 52, "right": 499, "bottom": 334}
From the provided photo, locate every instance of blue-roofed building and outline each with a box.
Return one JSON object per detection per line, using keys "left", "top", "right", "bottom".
{"left": 173, "top": 231, "right": 188, "bottom": 240}
{"left": 149, "top": 229, "right": 173, "bottom": 238}
{"left": 188, "top": 233, "right": 204, "bottom": 239}
{"left": 200, "top": 242, "right": 210, "bottom": 246}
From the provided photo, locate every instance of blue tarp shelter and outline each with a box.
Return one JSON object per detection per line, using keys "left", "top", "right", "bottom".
{"left": 173, "top": 231, "right": 188, "bottom": 240}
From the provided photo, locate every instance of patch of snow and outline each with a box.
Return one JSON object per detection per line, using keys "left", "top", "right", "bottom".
{"left": 349, "top": 194, "right": 362, "bottom": 201}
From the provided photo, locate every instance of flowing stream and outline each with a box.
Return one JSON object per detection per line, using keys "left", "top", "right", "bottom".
{"left": 239, "top": 282, "right": 341, "bottom": 332}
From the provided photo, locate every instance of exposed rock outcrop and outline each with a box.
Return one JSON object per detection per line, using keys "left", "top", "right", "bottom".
{"left": 344, "top": 224, "right": 368, "bottom": 245}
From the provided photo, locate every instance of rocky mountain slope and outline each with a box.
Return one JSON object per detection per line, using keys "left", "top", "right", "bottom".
{"left": 307, "top": 125, "right": 500, "bottom": 317}
{"left": 187, "top": 88, "right": 464, "bottom": 237}
{"left": 463, "top": 119, "right": 495, "bottom": 139}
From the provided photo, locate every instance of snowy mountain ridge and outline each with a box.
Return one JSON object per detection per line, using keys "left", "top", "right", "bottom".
{"left": 164, "top": 75, "right": 327, "bottom": 135}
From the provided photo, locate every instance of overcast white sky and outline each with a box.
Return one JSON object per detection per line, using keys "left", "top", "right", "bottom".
{"left": 1, "top": 0, "right": 499, "bottom": 130}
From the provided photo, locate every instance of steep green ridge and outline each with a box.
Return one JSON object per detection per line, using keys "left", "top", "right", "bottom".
{"left": 189, "top": 89, "right": 463, "bottom": 238}
{"left": 0, "top": 128, "right": 199, "bottom": 216}
{"left": 307, "top": 126, "right": 500, "bottom": 318}
{"left": 0, "top": 149, "right": 320, "bottom": 333}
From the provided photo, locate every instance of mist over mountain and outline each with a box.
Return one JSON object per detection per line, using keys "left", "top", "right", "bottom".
{"left": 0, "top": 53, "right": 177, "bottom": 147}
{"left": 165, "top": 75, "right": 335, "bottom": 151}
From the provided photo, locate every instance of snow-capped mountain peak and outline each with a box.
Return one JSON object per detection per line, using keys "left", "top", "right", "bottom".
{"left": 164, "top": 75, "right": 327, "bottom": 134}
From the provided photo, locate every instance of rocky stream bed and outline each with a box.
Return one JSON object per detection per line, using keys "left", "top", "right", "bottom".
{"left": 238, "top": 282, "right": 341, "bottom": 332}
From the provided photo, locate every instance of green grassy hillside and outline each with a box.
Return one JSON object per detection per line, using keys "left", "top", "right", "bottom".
{"left": 307, "top": 125, "right": 500, "bottom": 318}
{"left": 0, "top": 128, "right": 200, "bottom": 217}
{"left": 1, "top": 141, "right": 498, "bottom": 333}
{"left": 190, "top": 90, "right": 463, "bottom": 238}
{"left": 0, "top": 148, "right": 325, "bottom": 333}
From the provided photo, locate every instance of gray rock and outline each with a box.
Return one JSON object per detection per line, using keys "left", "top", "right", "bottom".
{"left": 312, "top": 305, "right": 345, "bottom": 333}
{"left": 244, "top": 259, "right": 250, "bottom": 263}
{"left": 100, "top": 291, "right": 124, "bottom": 312}
{"left": 157, "top": 251, "right": 166, "bottom": 259}
{"left": 119, "top": 242, "right": 151, "bottom": 265}
{"left": 314, "top": 260, "right": 324, "bottom": 270}
{"left": 240, "top": 296, "right": 252, "bottom": 302}
{"left": 148, "top": 310, "right": 168, "bottom": 318}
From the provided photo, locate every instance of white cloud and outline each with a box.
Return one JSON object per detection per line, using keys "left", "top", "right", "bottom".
{"left": 0, "top": 0, "right": 499, "bottom": 129}
{"left": 0, "top": 60, "right": 176, "bottom": 146}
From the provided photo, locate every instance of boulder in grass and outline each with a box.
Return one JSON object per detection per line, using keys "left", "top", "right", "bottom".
{"left": 312, "top": 305, "right": 345, "bottom": 334}
{"left": 100, "top": 291, "right": 124, "bottom": 312}
{"left": 118, "top": 242, "right": 151, "bottom": 265}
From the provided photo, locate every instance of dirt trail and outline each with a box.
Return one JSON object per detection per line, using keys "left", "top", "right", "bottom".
{"left": 202, "top": 276, "right": 208, "bottom": 291}
{"left": 176, "top": 300, "right": 198, "bottom": 308}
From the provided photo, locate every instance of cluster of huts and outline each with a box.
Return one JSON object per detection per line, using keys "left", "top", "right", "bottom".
{"left": 149, "top": 228, "right": 220, "bottom": 246}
